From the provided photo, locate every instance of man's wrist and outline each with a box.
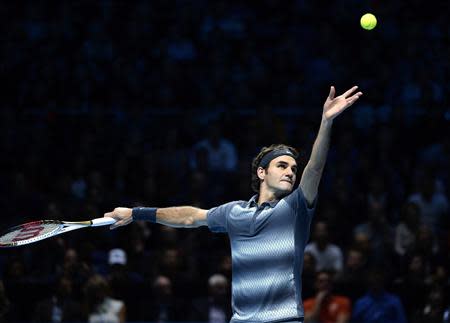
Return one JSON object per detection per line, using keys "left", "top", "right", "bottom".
{"left": 132, "top": 207, "right": 157, "bottom": 223}
{"left": 321, "top": 116, "right": 333, "bottom": 127}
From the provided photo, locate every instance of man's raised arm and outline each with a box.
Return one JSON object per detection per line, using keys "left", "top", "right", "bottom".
{"left": 104, "top": 206, "right": 208, "bottom": 229}
{"left": 300, "top": 85, "right": 362, "bottom": 206}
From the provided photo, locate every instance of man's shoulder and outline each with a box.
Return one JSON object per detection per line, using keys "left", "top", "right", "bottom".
{"left": 305, "top": 242, "right": 317, "bottom": 251}
{"left": 208, "top": 200, "right": 249, "bottom": 216}
{"left": 327, "top": 243, "right": 343, "bottom": 253}
{"left": 228, "top": 200, "right": 249, "bottom": 209}
{"left": 280, "top": 186, "right": 307, "bottom": 207}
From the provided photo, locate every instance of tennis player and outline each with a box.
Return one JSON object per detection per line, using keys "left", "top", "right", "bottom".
{"left": 105, "top": 86, "right": 362, "bottom": 323}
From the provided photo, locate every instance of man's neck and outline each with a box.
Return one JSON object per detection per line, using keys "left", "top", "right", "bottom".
{"left": 257, "top": 189, "right": 278, "bottom": 205}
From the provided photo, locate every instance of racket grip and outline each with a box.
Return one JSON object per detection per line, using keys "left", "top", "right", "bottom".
{"left": 91, "top": 217, "right": 117, "bottom": 227}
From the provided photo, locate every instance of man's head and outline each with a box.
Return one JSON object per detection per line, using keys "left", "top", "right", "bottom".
{"left": 315, "top": 270, "right": 334, "bottom": 293}
{"left": 251, "top": 144, "right": 299, "bottom": 197}
{"left": 153, "top": 275, "right": 173, "bottom": 303}
{"left": 345, "top": 248, "right": 365, "bottom": 271}
{"left": 108, "top": 248, "right": 127, "bottom": 266}
{"left": 153, "top": 275, "right": 172, "bottom": 297}
{"left": 208, "top": 274, "right": 229, "bottom": 304}
{"left": 313, "top": 221, "right": 330, "bottom": 248}
{"left": 84, "top": 274, "right": 110, "bottom": 305}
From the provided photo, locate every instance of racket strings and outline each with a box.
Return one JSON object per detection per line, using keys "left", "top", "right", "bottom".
{"left": 0, "top": 223, "right": 61, "bottom": 244}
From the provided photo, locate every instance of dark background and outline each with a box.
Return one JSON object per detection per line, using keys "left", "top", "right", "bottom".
{"left": 0, "top": 1, "right": 448, "bottom": 322}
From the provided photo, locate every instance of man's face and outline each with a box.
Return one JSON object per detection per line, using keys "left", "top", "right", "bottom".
{"left": 259, "top": 155, "right": 297, "bottom": 197}
{"left": 314, "top": 222, "right": 329, "bottom": 241}
{"left": 316, "top": 272, "right": 332, "bottom": 292}
{"left": 346, "top": 249, "right": 364, "bottom": 270}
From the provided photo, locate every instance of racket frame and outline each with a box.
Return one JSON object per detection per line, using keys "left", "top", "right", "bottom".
{"left": 0, "top": 217, "right": 115, "bottom": 248}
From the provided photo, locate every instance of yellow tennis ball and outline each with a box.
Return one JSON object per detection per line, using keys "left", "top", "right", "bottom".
{"left": 360, "top": 13, "right": 377, "bottom": 30}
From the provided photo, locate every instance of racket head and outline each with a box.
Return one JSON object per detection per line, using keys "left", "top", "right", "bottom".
{"left": 0, "top": 220, "right": 64, "bottom": 248}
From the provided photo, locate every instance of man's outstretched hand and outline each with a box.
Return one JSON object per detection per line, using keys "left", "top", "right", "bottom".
{"left": 104, "top": 207, "right": 133, "bottom": 229}
{"left": 323, "top": 85, "right": 363, "bottom": 121}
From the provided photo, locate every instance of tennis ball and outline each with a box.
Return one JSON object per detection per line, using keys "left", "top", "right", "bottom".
{"left": 360, "top": 13, "right": 377, "bottom": 30}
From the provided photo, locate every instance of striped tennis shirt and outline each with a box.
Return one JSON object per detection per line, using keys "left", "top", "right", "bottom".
{"left": 207, "top": 186, "right": 315, "bottom": 323}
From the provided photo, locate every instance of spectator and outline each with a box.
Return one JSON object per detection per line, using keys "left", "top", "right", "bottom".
{"left": 302, "top": 251, "right": 318, "bottom": 301}
{"left": 408, "top": 173, "right": 449, "bottom": 234}
{"left": 413, "top": 223, "right": 440, "bottom": 260}
{"left": 217, "top": 255, "right": 232, "bottom": 281}
{"left": 411, "top": 287, "right": 447, "bottom": 323}
{"left": 392, "top": 253, "right": 429, "bottom": 322}
{"left": 56, "top": 248, "right": 91, "bottom": 295}
{"left": 155, "top": 247, "right": 196, "bottom": 298}
{"left": 190, "top": 274, "right": 232, "bottom": 322}
{"left": 84, "top": 275, "right": 126, "bottom": 323}
{"left": 352, "top": 269, "right": 407, "bottom": 323}
{"left": 353, "top": 203, "right": 394, "bottom": 267}
{"left": 33, "top": 276, "right": 83, "bottom": 323}
{"left": 305, "top": 221, "right": 344, "bottom": 273}
{"left": 145, "top": 275, "right": 185, "bottom": 322}
{"left": 190, "top": 122, "right": 238, "bottom": 172}
{"left": 304, "top": 270, "right": 351, "bottom": 323}
{"left": 394, "top": 201, "right": 421, "bottom": 257}
{"left": 107, "top": 249, "right": 143, "bottom": 322}
{"left": 334, "top": 248, "right": 367, "bottom": 302}
{"left": 366, "top": 174, "right": 393, "bottom": 220}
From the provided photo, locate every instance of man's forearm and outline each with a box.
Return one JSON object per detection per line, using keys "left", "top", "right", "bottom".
{"left": 155, "top": 206, "right": 207, "bottom": 228}
{"left": 307, "top": 117, "right": 333, "bottom": 172}
{"left": 300, "top": 117, "right": 333, "bottom": 205}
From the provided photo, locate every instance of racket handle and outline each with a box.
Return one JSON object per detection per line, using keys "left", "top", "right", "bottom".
{"left": 91, "top": 217, "right": 117, "bottom": 227}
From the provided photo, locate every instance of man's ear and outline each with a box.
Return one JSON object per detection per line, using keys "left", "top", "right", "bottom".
{"left": 257, "top": 167, "right": 266, "bottom": 181}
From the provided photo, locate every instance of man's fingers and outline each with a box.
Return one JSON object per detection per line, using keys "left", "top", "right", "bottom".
{"left": 343, "top": 86, "right": 359, "bottom": 98}
{"left": 328, "top": 86, "right": 335, "bottom": 100}
{"left": 110, "top": 221, "right": 122, "bottom": 230}
{"left": 347, "top": 92, "right": 363, "bottom": 106}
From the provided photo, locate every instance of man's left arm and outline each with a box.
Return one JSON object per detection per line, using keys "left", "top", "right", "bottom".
{"left": 300, "top": 86, "right": 362, "bottom": 206}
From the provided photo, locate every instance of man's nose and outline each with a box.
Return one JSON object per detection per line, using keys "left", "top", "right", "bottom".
{"left": 285, "top": 169, "right": 294, "bottom": 177}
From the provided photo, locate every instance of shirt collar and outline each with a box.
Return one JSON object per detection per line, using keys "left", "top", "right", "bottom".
{"left": 248, "top": 195, "right": 279, "bottom": 208}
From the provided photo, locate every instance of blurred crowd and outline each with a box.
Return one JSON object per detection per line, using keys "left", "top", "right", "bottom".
{"left": 0, "top": 1, "right": 448, "bottom": 322}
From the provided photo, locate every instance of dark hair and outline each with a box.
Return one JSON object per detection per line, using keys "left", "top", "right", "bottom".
{"left": 84, "top": 274, "right": 110, "bottom": 313}
{"left": 251, "top": 144, "right": 299, "bottom": 193}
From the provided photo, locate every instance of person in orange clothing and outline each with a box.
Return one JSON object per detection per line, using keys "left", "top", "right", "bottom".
{"left": 304, "top": 270, "right": 351, "bottom": 323}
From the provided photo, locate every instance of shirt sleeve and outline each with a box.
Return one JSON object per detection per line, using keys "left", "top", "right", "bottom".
{"left": 206, "top": 201, "right": 237, "bottom": 233}
{"left": 284, "top": 185, "right": 317, "bottom": 218}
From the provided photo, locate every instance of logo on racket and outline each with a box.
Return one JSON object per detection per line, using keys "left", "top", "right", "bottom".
{"left": 12, "top": 221, "right": 45, "bottom": 242}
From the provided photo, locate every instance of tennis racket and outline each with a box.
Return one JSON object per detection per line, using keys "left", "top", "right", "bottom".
{"left": 0, "top": 217, "right": 116, "bottom": 248}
